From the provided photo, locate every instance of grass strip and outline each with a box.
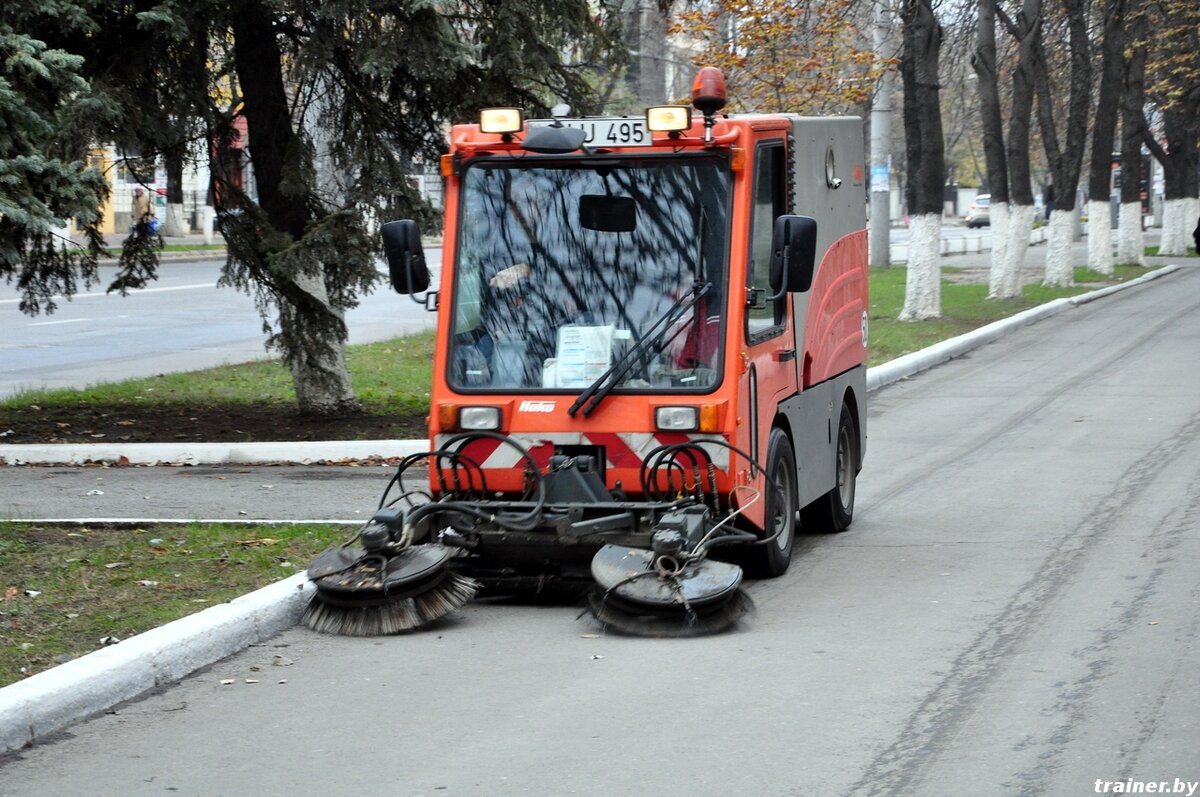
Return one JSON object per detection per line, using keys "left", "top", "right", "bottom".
{"left": 0, "top": 522, "right": 345, "bottom": 686}
{"left": 867, "top": 264, "right": 1148, "bottom": 365}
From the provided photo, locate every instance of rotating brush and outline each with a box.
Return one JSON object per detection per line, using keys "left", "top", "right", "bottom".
{"left": 302, "top": 511, "right": 478, "bottom": 635}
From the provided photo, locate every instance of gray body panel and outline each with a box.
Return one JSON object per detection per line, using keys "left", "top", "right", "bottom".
{"left": 781, "top": 364, "right": 867, "bottom": 510}
{"left": 784, "top": 116, "right": 866, "bottom": 382}
{"left": 780, "top": 117, "right": 867, "bottom": 506}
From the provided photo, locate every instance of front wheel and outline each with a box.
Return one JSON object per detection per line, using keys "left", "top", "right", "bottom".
{"left": 743, "top": 428, "right": 797, "bottom": 578}
{"left": 802, "top": 402, "right": 857, "bottom": 533}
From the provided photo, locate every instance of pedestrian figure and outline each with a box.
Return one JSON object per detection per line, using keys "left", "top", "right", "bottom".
{"left": 131, "top": 187, "right": 154, "bottom": 231}
{"left": 1193, "top": 213, "right": 1199, "bottom": 253}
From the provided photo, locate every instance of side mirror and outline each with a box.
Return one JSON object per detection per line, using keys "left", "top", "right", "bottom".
{"left": 768, "top": 215, "right": 817, "bottom": 297}
{"left": 381, "top": 219, "right": 430, "bottom": 295}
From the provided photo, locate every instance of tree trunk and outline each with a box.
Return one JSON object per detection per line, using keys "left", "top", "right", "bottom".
{"left": 994, "top": 0, "right": 1039, "bottom": 298}
{"left": 230, "top": 0, "right": 359, "bottom": 415}
{"left": 1035, "top": 0, "right": 1090, "bottom": 287}
{"left": 163, "top": 148, "right": 188, "bottom": 237}
{"left": 899, "top": 0, "right": 944, "bottom": 321}
{"left": 973, "top": 0, "right": 1011, "bottom": 291}
{"left": 1086, "top": 0, "right": 1124, "bottom": 275}
{"left": 1117, "top": 4, "right": 1147, "bottom": 266}
{"left": 1144, "top": 103, "right": 1200, "bottom": 255}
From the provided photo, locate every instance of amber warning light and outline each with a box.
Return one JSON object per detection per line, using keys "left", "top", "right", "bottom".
{"left": 691, "top": 67, "right": 728, "bottom": 142}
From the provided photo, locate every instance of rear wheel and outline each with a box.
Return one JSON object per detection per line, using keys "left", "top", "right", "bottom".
{"left": 743, "top": 428, "right": 797, "bottom": 578}
{"left": 802, "top": 402, "right": 857, "bottom": 533}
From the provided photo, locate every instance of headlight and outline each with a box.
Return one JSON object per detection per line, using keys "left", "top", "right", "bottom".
{"left": 459, "top": 406, "right": 502, "bottom": 431}
{"left": 655, "top": 406, "right": 699, "bottom": 432}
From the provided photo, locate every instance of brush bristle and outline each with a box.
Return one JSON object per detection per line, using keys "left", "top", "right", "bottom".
{"left": 303, "top": 572, "right": 479, "bottom": 636}
{"left": 586, "top": 588, "right": 754, "bottom": 637}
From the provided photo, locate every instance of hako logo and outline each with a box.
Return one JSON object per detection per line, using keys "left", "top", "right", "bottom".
{"left": 519, "top": 400, "right": 556, "bottom": 413}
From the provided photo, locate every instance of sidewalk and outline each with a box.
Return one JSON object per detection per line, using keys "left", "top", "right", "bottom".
{"left": 85, "top": 231, "right": 228, "bottom": 264}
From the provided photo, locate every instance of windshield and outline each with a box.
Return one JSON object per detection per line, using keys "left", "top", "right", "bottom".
{"left": 447, "top": 158, "right": 731, "bottom": 392}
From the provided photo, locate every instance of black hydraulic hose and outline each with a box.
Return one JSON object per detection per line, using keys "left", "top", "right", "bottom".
{"left": 403, "top": 432, "right": 548, "bottom": 533}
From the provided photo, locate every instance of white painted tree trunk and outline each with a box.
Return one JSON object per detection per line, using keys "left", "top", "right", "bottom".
{"left": 163, "top": 203, "right": 188, "bottom": 237}
{"left": 987, "top": 201, "right": 1010, "bottom": 297}
{"left": 285, "top": 266, "right": 358, "bottom": 414}
{"left": 1116, "top": 202, "right": 1145, "bottom": 265}
{"left": 1158, "top": 198, "right": 1191, "bottom": 256}
{"left": 1086, "top": 200, "right": 1114, "bottom": 276}
{"left": 1042, "top": 209, "right": 1075, "bottom": 287}
{"left": 899, "top": 213, "right": 941, "bottom": 320}
{"left": 991, "top": 203, "right": 1034, "bottom": 299}
{"left": 1190, "top": 197, "right": 1200, "bottom": 251}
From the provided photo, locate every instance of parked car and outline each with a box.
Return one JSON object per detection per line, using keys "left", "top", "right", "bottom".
{"left": 965, "top": 194, "right": 990, "bottom": 228}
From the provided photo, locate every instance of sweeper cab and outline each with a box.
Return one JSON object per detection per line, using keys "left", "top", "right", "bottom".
{"left": 304, "top": 68, "right": 869, "bottom": 636}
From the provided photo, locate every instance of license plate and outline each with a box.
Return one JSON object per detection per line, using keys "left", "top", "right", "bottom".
{"left": 529, "top": 117, "right": 650, "bottom": 147}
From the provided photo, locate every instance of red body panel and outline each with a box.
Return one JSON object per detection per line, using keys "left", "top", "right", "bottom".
{"left": 801, "top": 230, "right": 869, "bottom": 388}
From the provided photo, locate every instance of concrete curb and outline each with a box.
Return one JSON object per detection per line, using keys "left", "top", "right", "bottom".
{"left": 0, "top": 439, "right": 431, "bottom": 467}
{"left": 0, "top": 262, "right": 1182, "bottom": 752}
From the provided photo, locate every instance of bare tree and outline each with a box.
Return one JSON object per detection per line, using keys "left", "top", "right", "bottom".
{"left": 1035, "top": 0, "right": 1091, "bottom": 286}
{"left": 899, "top": 0, "right": 946, "bottom": 320}
{"left": 1117, "top": 1, "right": 1147, "bottom": 265}
{"left": 991, "top": 0, "right": 1041, "bottom": 298}
{"left": 1140, "top": 0, "right": 1200, "bottom": 255}
{"left": 973, "top": 0, "right": 1013, "bottom": 296}
{"left": 1086, "top": 0, "right": 1125, "bottom": 275}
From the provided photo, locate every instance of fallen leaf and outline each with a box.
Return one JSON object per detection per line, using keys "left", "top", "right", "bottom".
{"left": 136, "top": 580, "right": 159, "bottom": 587}
{"left": 23, "top": 590, "right": 42, "bottom": 598}
{"left": 3, "top": 587, "right": 17, "bottom": 600}
{"left": 104, "top": 561, "right": 129, "bottom": 569}
{"left": 245, "top": 679, "right": 259, "bottom": 684}
{"left": 234, "top": 538, "right": 280, "bottom": 547}
{"left": 86, "top": 490, "right": 104, "bottom": 496}
{"left": 220, "top": 679, "right": 235, "bottom": 685}
{"left": 273, "top": 655, "right": 294, "bottom": 667}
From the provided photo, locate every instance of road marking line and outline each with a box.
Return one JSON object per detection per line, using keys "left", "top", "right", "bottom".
{"left": 27, "top": 318, "right": 93, "bottom": 327}
{"left": 0, "top": 282, "right": 214, "bottom": 305}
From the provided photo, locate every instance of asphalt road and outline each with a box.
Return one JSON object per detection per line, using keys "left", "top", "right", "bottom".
{"left": 2, "top": 265, "right": 1198, "bottom": 796}
{"left": 0, "top": 254, "right": 440, "bottom": 399}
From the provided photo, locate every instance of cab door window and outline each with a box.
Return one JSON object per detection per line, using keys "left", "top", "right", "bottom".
{"left": 746, "top": 142, "right": 786, "bottom": 342}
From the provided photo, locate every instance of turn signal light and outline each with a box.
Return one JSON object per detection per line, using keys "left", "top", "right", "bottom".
{"left": 437, "top": 403, "right": 459, "bottom": 431}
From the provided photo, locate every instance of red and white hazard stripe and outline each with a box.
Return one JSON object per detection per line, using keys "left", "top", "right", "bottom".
{"left": 434, "top": 432, "right": 730, "bottom": 470}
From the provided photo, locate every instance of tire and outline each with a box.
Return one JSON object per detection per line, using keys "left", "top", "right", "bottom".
{"left": 802, "top": 402, "right": 857, "bottom": 533}
{"left": 743, "top": 428, "right": 798, "bottom": 578}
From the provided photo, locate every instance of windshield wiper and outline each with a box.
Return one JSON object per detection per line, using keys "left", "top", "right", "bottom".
{"left": 567, "top": 281, "right": 712, "bottom": 418}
